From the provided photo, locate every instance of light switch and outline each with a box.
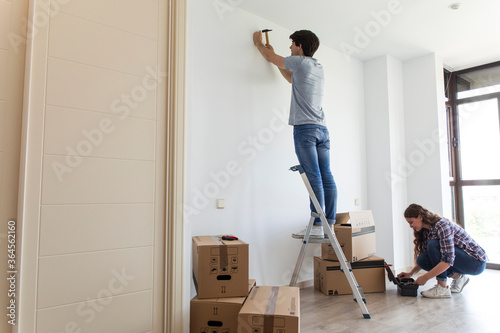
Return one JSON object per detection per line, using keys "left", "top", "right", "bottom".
{"left": 216, "top": 199, "right": 225, "bottom": 209}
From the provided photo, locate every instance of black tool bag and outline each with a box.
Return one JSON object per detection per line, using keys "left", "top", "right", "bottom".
{"left": 384, "top": 262, "right": 419, "bottom": 297}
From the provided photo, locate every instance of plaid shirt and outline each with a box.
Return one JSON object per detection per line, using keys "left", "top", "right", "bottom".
{"left": 422, "top": 218, "right": 488, "bottom": 265}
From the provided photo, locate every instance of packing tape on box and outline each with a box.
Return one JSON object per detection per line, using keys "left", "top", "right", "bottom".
{"left": 264, "top": 286, "right": 279, "bottom": 331}
{"left": 290, "top": 296, "right": 297, "bottom": 315}
{"left": 211, "top": 236, "right": 228, "bottom": 273}
{"left": 220, "top": 243, "right": 228, "bottom": 271}
{"left": 352, "top": 225, "right": 376, "bottom": 237}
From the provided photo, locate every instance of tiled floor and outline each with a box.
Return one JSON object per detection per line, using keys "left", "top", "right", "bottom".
{"left": 300, "top": 268, "right": 500, "bottom": 332}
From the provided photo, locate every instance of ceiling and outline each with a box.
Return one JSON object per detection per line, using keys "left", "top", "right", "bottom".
{"left": 239, "top": 0, "right": 500, "bottom": 71}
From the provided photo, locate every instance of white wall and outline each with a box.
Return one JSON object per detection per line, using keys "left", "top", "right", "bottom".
{"left": 364, "top": 55, "right": 408, "bottom": 267}
{"left": 185, "top": 0, "right": 366, "bottom": 307}
{"left": 364, "top": 53, "right": 450, "bottom": 271}
{"left": 185, "top": 3, "right": 453, "bottom": 331}
{"left": 403, "top": 54, "right": 451, "bottom": 217}
{"left": 386, "top": 56, "right": 410, "bottom": 269}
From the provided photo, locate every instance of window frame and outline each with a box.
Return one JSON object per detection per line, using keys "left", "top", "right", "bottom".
{"left": 446, "top": 61, "right": 500, "bottom": 269}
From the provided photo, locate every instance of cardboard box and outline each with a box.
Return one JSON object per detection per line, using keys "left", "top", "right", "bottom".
{"left": 190, "top": 280, "right": 256, "bottom": 333}
{"left": 238, "top": 286, "right": 300, "bottom": 333}
{"left": 193, "top": 235, "right": 249, "bottom": 299}
{"left": 321, "top": 210, "right": 376, "bottom": 262}
{"left": 314, "top": 256, "right": 386, "bottom": 296}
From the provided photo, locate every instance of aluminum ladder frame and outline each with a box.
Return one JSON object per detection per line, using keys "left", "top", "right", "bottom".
{"left": 289, "top": 165, "right": 371, "bottom": 319}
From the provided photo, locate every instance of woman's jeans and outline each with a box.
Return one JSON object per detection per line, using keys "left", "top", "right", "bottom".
{"left": 417, "top": 239, "right": 486, "bottom": 281}
{"left": 293, "top": 124, "right": 337, "bottom": 226}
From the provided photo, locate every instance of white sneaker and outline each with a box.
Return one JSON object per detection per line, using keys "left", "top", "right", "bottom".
{"left": 420, "top": 284, "right": 451, "bottom": 298}
{"left": 450, "top": 274, "right": 470, "bottom": 293}
{"left": 292, "top": 225, "right": 324, "bottom": 239}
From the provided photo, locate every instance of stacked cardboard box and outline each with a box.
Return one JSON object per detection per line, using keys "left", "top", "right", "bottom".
{"left": 238, "top": 285, "right": 299, "bottom": 333}
{"left": 321, "top": 211, "right": 376, "bottom": 262}
{"left": 191, "top": 235, "right": 250, "bottom": 333}
{"left": 192, "top": 235, "right": 250, "bottom": 299}
{"left": 314, "top": 211, "right": 386, "bottom": 296}
{"left": 191, "top": 235, "right": 300, "bottom": 333}
{"left": 190, "top": 280, "right": 256, "bottom": 333}
{"left": 314, "top": 256, "right": 386, "bottom": 296}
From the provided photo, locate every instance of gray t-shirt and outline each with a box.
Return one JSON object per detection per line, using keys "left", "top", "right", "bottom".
{"left": 284, "top": 56, "right": 326, "bottom": 126}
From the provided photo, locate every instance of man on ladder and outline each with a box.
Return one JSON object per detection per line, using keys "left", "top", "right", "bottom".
{"left": 253, "top": 29, "right": 337, "bottom": 238}
{"left": 254, "top": 29, "right": 371, "bottom": 319}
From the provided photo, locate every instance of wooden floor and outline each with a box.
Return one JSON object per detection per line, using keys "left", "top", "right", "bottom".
{"left": 300, "top": 268, "right": 500, "bottom": 333}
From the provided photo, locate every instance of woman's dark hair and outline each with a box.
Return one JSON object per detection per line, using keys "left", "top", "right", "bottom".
{"left": 289, "top": 30, "right": 320, "bottom": 57}
{"left": 404, "top": 203, "right": 442, "bottom": 258}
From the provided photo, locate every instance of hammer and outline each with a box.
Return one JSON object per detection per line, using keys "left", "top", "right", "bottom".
{"left": 262, "top": 29, "right": 272, "bottom": 45}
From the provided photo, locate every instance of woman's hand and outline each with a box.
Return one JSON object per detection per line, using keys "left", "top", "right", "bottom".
{"left": 397, "top": 272, "right": 412, "bottom": 280}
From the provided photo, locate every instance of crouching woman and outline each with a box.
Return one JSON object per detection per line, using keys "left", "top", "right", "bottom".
{"left": 397, "top": 203, "right": 487, "bottom": 298}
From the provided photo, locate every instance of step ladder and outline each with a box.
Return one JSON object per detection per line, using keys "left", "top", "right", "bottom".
{"left": 289, "top": 165, "right": 371, "bottom": 319}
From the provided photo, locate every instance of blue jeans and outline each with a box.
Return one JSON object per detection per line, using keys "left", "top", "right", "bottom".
{"left": 293, "top": 125, "right": 337, "bottom": 226}
{"left": 417, "top": 239, "right": 486, "bottom": 281}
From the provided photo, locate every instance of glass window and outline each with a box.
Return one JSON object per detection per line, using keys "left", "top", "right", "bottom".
{"left": 462, "top": 185, "right": 500, "bottom": 263}
{"left": 457, "top": 98, "right": 500, "bottom": 180}
{"left": 447, "top": 62, "right": 500, "bottom": 265}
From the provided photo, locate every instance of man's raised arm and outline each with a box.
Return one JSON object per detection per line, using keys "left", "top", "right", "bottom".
{"left": 253, "top": 31, "right": 291, "bottom": 83}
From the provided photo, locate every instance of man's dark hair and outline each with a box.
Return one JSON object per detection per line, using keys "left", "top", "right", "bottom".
{"left": 289, "top": 30, "right": 320, "bottom": 57}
